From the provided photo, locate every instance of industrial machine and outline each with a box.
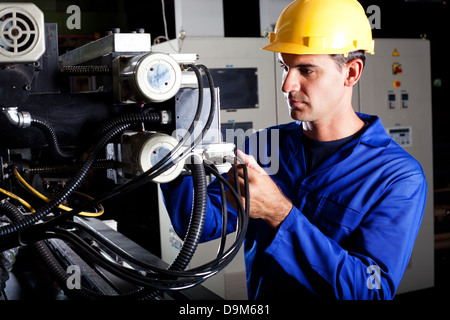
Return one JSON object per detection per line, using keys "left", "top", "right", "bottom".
{"left": 0, "top": 3, "right": 248, "bottom": 300}
{"left": 354, "top": 39, "right": 434, "bottom": 294}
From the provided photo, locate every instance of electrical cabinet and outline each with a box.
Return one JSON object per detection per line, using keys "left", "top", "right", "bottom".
{"left": 356, "top": 39, "right": 434, "bottom": 294}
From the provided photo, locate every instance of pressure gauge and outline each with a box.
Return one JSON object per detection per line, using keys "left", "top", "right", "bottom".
{"left": 120, "top": 132, "right": 185, "bottom": 183}
{"left": 138, "top": 133, "right": 184, "bottom": 183}
{"left": 117, "top": 52, "right": 182, "bottom": 103}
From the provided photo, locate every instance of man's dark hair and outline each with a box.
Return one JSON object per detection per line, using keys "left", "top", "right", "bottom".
{"left": 331, "top": 50, "right": 367, "bottom": 71}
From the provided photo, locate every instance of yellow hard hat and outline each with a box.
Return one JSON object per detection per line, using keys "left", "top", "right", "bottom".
{"left": 263, "top": 0, "right": 375, "bottom": 56}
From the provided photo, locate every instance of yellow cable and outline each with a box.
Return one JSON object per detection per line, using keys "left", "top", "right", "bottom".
{"left": 72, "top": 191, "right": 105, "bottom": 217}
{"left": 0, "top": 187, "right": 35, "bottom": 213}
{"left": 12, "top": 168, "right": 104, "bottom": 217}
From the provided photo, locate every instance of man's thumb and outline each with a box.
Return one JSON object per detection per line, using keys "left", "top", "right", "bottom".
{"left": 236, "top": 150, "right": 267, "bottom": 175}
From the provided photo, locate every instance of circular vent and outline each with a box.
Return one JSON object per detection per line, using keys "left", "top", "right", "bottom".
{"left": 0, "top": 8, "right": 39, "bottom": 57}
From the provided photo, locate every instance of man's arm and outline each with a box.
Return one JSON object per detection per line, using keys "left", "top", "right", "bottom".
{"left": 228, "top": 150, "right": 427, "bottom": 299}
{"left": 226, "top": 150, "right": 292, "bottom": 229}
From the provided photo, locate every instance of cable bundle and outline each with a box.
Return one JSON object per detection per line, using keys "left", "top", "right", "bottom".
{"left": 0, "top": 64, "right": 249, "bottom": 299}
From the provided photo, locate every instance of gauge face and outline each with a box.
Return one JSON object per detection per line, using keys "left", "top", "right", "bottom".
{"left": 150, "top": 143, "right": 171, "bottom": 166}
{"left": 147, "top": 62, "right": 173, "bottom": 91}
{"left": 138, "top": 133, "right": 184, "bottom": 183}
{"left": 135, "top": 53, "right": 182, "bottom": 103}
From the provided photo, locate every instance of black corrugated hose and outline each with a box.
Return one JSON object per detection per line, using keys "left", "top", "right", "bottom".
{"left": 21, "top": 161, "right": 248, "bottom": 296}
{"left": 30, "top": 115, "right": 75, "bottom": 160}
{"left": 91, "top": 111, "right": 167, "bottom": 144}
{"left": 0, "top": 201, "right": 23, "bottom": 222}
{"left": 30, "top": 111, "right": 166, "bottom": 161}
{"left": 0, "top": 201, "right": 158, "bottom": 300}
{"left": 168, "top": 159, "right": 207, "bottom": 271}
{"left": 0, "top": 111, "right": 167, "bottom": 245}
{"left": 32, "top": 238, "right": 162, "bottom": 300}
{"left": 0, "top": 123, "right": 132, "bottom": 246}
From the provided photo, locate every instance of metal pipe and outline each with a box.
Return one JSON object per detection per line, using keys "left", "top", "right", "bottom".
{"left": 2, "top": 107, "right": 31, "bottom": 128}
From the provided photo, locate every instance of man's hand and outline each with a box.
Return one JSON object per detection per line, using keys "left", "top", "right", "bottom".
{"left": 226, "top": 150, "right": 293, "bottom": 229}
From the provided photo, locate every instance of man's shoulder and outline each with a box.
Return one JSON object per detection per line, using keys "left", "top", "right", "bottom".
{"left": 385, "top": 140, "right": 424, "bottom": 174}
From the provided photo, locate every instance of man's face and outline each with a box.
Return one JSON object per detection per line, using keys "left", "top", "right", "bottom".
{"left": 278, "top": 53, "right": 348, "bottom": 123}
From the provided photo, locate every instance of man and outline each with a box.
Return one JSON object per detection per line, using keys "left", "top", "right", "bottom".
{"left": 161, "top": 0, "right": 427, "bottom": 299}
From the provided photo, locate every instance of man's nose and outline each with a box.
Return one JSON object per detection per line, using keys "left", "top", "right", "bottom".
{"left": 281, "top": 70, "right": 301, "bottom": 93}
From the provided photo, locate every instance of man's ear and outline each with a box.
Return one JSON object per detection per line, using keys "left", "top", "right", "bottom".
{"left": 344, "top": 58, "right": 364, "bottom": 87}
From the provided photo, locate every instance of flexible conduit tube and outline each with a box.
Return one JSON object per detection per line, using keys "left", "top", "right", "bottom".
{"left": 32, "top": 238, "right": 162, "bottom": 300}
{"left": 0, "top": 202, "right": 23, "bottom": 223}
{"left": 0, "top": 201, "right": 154, "bottom": 300}
{"left": 31, "top": 111, "right": 167, "bottom": 160}
{"left": 0, "top": 111, "right": 167, "bottom": 239}
{"left": 25, "top": 161, "right": 248, "bottom": 292}
{"left": 0, "top": 123, "right": 131, "bottom": 239}
{"left": 29, "top": 116, "right": 75, "bottom": 160}
{"left": 4, "top": 109, "right": 166, "bottom": 161}
{"left": 92, "top": 111, "right": 169, "bottom": 143}
{"left": 1, "top": 108, "right": 71, "bottom": 160}
{"left": 168, "top": 159, "right": 207, "bottom": 271}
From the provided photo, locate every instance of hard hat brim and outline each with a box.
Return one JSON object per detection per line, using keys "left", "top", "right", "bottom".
{"left": 262, "top": 40, "right": 375, "bottom": 56}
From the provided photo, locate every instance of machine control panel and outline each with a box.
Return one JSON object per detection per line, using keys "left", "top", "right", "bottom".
{"left": 388, "top": 127, "right": 411, "bottom": 147}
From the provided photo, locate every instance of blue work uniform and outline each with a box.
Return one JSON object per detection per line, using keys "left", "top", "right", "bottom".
{"left": 160, "top": 113, "right": 427, "bottom": 300}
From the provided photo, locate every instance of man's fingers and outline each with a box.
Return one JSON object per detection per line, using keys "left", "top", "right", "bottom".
{"left": 225, "top": 189, "right": 245, "bottom": 211}
{"left": 236, "top": 150, "right": 267, "bottom": 175}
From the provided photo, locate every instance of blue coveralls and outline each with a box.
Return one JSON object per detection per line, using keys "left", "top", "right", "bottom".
{"left": 161, "top": 113, "right": 427, "bottom": 300}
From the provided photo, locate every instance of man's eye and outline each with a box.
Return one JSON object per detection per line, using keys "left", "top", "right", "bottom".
{"left": 300, "top": 68, "right": 313, "bottom": 75}
{"left": 279, "top": 63, "right": 288, "bottom": 71}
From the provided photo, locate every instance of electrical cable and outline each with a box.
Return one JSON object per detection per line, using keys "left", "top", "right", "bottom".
{"left": 97, "top": 64, "right": 216, "bottom": 210}
{"left": 205, "top": 162, "right": 229, "bottom": 258}
{"left": 39, "top": 161, "right": 249, "bottom": 291}
{"left": 8, "top": 159, "right": 249, "bottom": 299}
{"left": 0, "top": 64, "right": 206, "bottom": 244}
{"left": 0, "top": 61, "right": 250, "bottom": 297}
{"left": 54, "top": 63, "right": 213, "bottom": 218}
{"left": 0, "top": 187, "right": 35, "bottom": 213}
{"left": 160, "top": 0, "right": 183, "bottom": 53}
{"left": 73, "top": 160, "right": 249, "bottom": 279}
{"left": 103, "top": 64, "right": 217, "bottom": 200}
{"left": 12, "top": 168, "right": 104, "bottom": 217}
{"left": 18, "top": 160, "right": 249, "bottom": 290}
{"left": 78, "top": 64, "right": 206, "bottom": 207}
{"left": 90, "top": 111, "right": 167, "bottom": 145}
{"left": 0, "top": 123, "right": 132, "bottom": 241}
{"left": 0, "top": 200, "right": 156, "bottom": 300}
{"left": 0, "top": 109, "right": 167, "bottom": 240}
